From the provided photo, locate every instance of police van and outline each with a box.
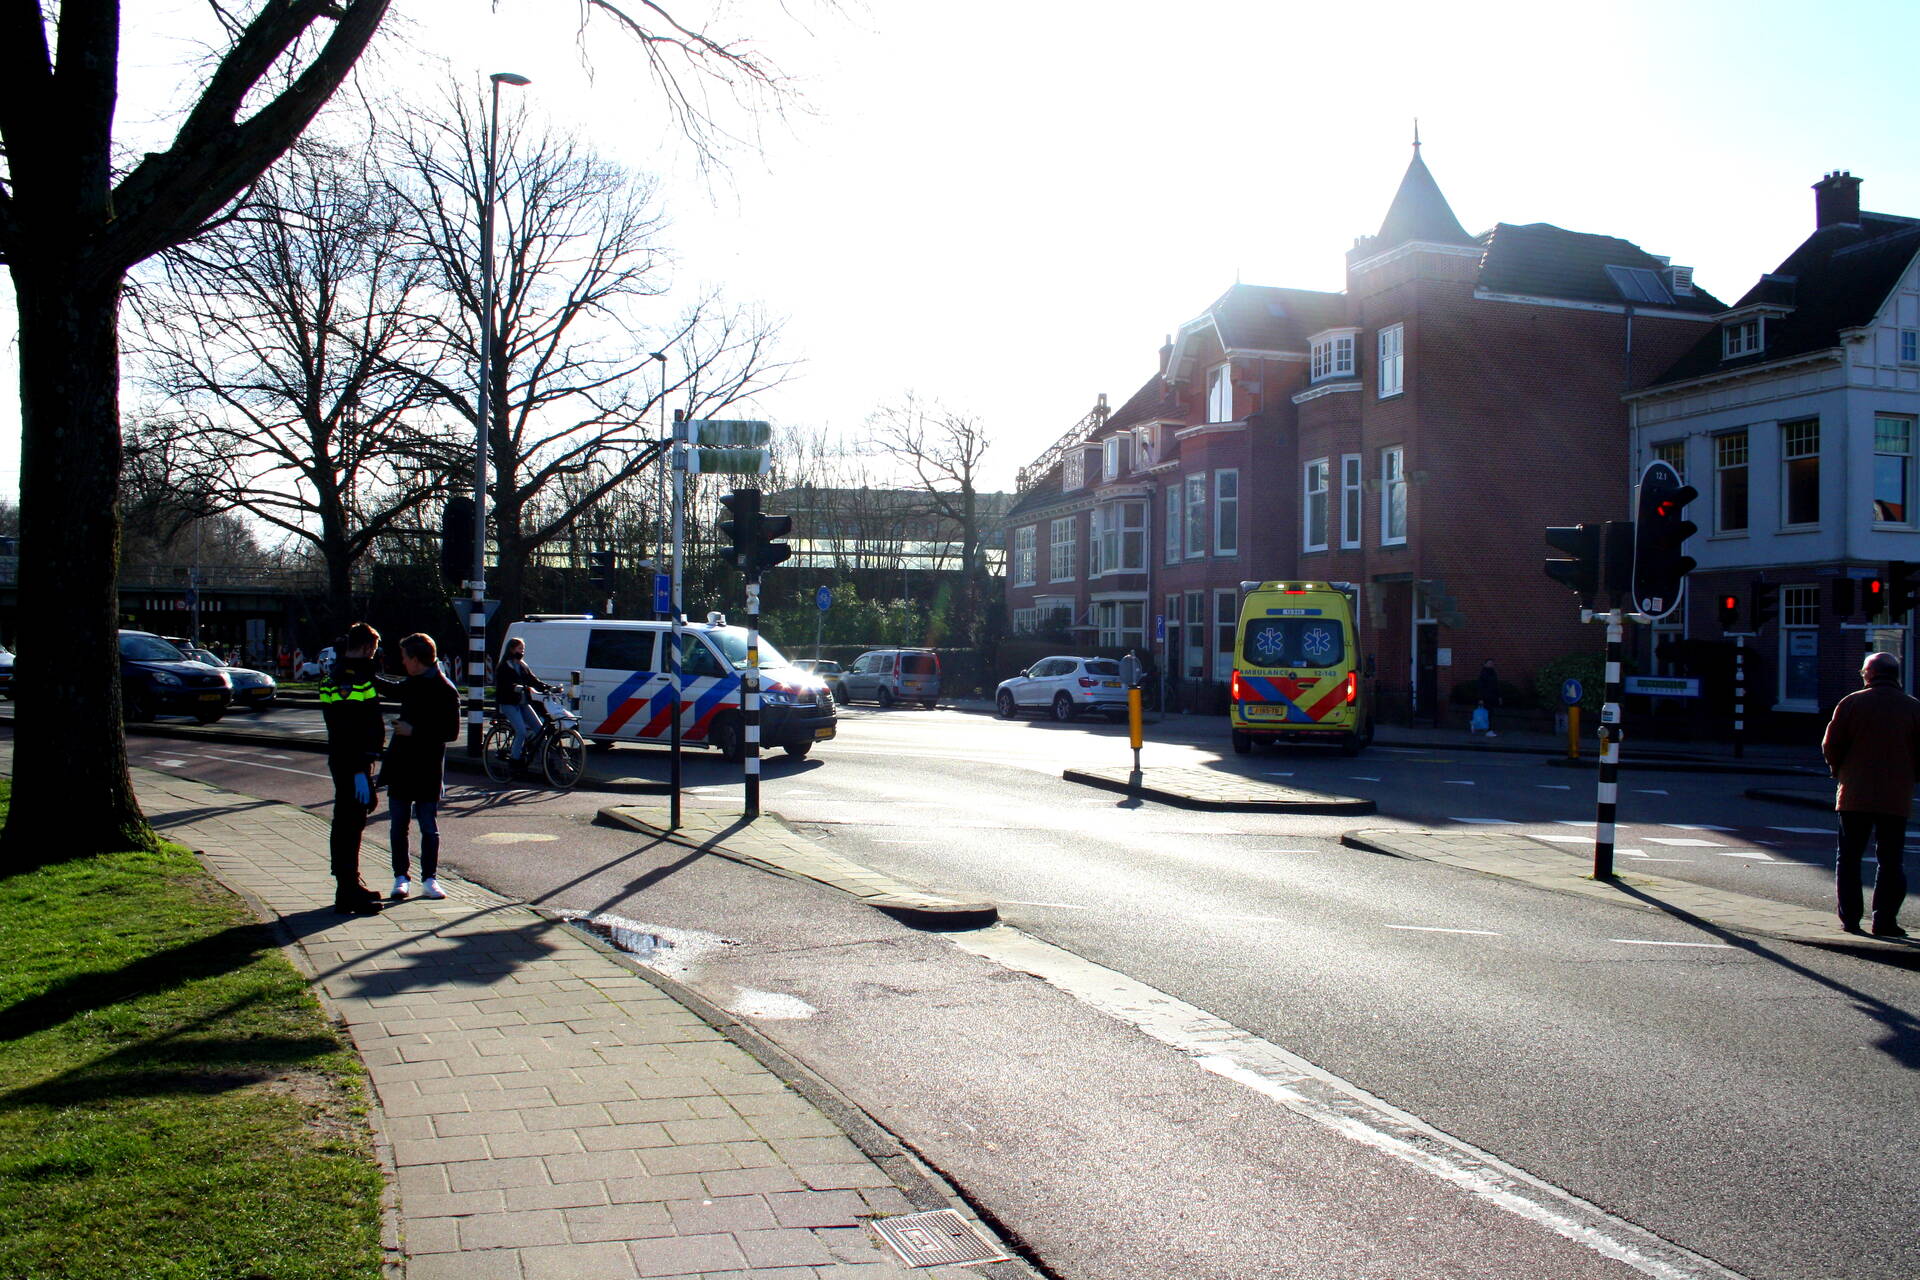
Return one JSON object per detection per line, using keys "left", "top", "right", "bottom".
{"left": 1229, "top": 581, "right": 1375, "bottom": 756}
{"left": 503, "top": 616, "right": 838, "bottom": 761}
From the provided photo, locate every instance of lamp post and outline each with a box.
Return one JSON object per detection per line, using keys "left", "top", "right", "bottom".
{"left": 467, "top": 70, "right": 530, "bottom": 757}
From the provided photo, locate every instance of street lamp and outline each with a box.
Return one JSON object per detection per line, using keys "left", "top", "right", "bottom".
{"left": 467, "top": 70, "right": 530, "bottom": 756}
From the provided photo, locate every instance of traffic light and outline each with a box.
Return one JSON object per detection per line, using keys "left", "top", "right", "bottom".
{"left": 440, "top": 497, "right": 476, "bottom": 585}
{"left": 587, "top": 549, "right": 614, "bottom": 594}
{"left": 718, "top": 489, "right": 762, "bottom": 573}
{"left": 1890, "top": 561, "right": 1919, "bottom": 619}
{"left": 1751, "top": 581, "right": 1779, "bottom": 631}
{"left": 757, "top": 512, "right": 794, "bottom": 572}
{"left": 1633, "top": 460, "right": 1698, "bottom": 618}
{"left": 1718, "top": 593, "right": 1740, "bottom": 629}
{"left": 1544, "top": 524, "right": 1601, "bottom": 601}
{"left": 1863, "top": 575, "right": 1886, "bottom": 618}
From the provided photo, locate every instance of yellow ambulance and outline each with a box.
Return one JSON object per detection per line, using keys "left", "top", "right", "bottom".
{"left": 1229, "top": 580, "right": 1375, "bottom": 756}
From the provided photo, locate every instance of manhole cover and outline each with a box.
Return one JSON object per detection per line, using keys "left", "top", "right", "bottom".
{"left": 871, "top": 1209, "right": 1011, "bottom": 1268}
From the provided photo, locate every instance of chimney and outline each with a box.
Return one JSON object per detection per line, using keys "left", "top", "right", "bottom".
{"left": 1159, "top": 333, "right": 1174, "bottom": 376}
{"left": 1813, "top": 170, "right": 1862, "bottom": 229}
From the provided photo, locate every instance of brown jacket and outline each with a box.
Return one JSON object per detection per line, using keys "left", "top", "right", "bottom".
{"left": 1821, "top": 679, "right": 1920, "bottom": 815}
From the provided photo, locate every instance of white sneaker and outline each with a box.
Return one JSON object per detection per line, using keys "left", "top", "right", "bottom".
{"left": 391, "top": 876, "right": 411, "bottom": 900}
{"left": 421, "top": 878, "right": 445, "bottom": 900}
{"left": 1484, "top": 731, "right": 1498, "bottom": 738}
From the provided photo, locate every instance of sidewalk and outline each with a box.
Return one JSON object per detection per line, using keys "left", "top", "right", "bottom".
{"left": 134, "top": 767, "right": 1022, "bottom": 1280}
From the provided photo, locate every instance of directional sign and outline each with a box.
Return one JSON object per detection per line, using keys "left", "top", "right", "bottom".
{"left": 816, "top": 586, "right": 832, "bottom": 612}
{"left": 1154, "top": 613, "right": 1166, "bottom": 642}
{"left": 1560, "top": 677, "right": 1584, "bottom": 706}
{"left": 1625, "top": 675, "right": 1700, "bottom": 698}
{"left": 653, "top": 573, "right": 672, "bottom": 615}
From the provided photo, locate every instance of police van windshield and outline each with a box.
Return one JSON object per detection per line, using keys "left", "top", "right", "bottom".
{"left": 1242, "top": 618, "right": 1345, "bottom": 669}
{"left": 708, "top": 627, "right": 790, "bottom": 669}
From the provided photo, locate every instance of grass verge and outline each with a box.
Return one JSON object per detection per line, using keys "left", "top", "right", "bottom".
{"left": 0, "top": 780, "right": 384, "bottom": 1280}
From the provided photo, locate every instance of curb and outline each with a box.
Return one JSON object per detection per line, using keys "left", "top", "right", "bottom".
{"left": 596, "top": 806, "right": 999, "bottom": 930}
{"left": 1746, "top": 787, "right": 1834, "bottom": 813}
{"left": 1062, "top": 767, "right": 1375, "bottom": 815}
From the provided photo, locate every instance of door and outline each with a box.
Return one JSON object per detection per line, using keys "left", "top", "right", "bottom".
{"left": 1415, "top": 620, "right": 1440, "bottom": 727}
{"left": 584, "top": 627, "right": 660, "bottom": 738}
{"left": 1024, "top": 658, "right": 1061, "bottom": 707}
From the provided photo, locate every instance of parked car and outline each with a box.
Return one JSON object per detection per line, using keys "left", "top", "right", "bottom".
{"left": 0, "top": 642, "right": 12, "bottom": 699}
{"left": 177, "top": 645, "right": 278, "bottom": 711}
{"left": 791, "top": 658, "right": 848, "bottom": 704}
{"left": 297, "top": 645, "right": 336, "bottom": 680}
{"left": 119, "top": 630, "right": 231, "bottom": 723}
{"left": 841, "top": 648, "right": 940, "bottom": 708}
{"left": 996, "top": 656, "right": 1129, "bottom": 721}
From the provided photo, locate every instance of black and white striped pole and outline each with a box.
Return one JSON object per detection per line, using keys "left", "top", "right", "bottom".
{"left": 1593, "top": 609, "right": 1626, "bottom": 880}
{"left": 744, "top": 578, "right": 762, "bottom": 820}
{"left": 1732, "top": 635, "right": 1746, "bottom": 760}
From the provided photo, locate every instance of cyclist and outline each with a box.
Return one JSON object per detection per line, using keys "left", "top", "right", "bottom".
{"left": 495, "top": 636, "right": 558, "bottom": 768}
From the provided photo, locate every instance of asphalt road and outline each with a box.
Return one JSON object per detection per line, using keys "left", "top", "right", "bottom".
{"left": 82, "top": 707, "right": 1920, "bottom": 1280}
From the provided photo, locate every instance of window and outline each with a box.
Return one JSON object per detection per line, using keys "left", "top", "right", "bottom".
{"left": 1102, "top": 435, "right": 1128, "bottom": 480}
{"left": 1207, "top": 363, "right": 1233, "bottom": 423}
{"left": 1165, "top": 485, "right": 1182, "bottom": 564}
{"left": 1779, "top": 585, "right": 1819, "bottom": 708}
{"left": 1311, "top": 333, "right": 1355, "bottom": 381}
{"left": 1723, "top": 318, "right": 1762, "bottom": 358}
{"left": 1714, "top": 430, "right": 1749, "bottom": 533}
{"left": 1035, "top": 596, "right": 1073, "bottom": 632}
{"left": 1901, "top": 330, "right": 1918, "bottom": 365}
{"left": 1214, "top": 470, "right": 1239, "bottom": 555}
{"left": 1012, "top": 526, "right": 1037, "bottom": 586}
{"left": 1184, "top": 591, "right": 1206, "bottom": 678}
{"left": 1874, "top": 416, "right": 1913, "bottom": 524}
{"left": 1012, "top": 607, "right": 1038, "bottom": 635}
{"left": 1380, "top": 447, "right": 1407, "bottom": 545}
{"left": 1165, "top": 594, "right": 1181, "bottom": 675}
{"left": 1063, "top": 450, "right": 1085, "bottom": 492}
{"left": 1377, "top": 324, "right": 1404, "bottom": 397}
{"left": 1087, "top": 508, "right": 1104, "bottom": 576}
{"left": 1097, "top": 502, "right": 1146, "bottom": 573}
{"left": 1652, "top": 440, "right": 1686, "bottom": 481}
{"left": 1049, "top": 517, "right": 1075, "bottom": 581}
{"left": 681, "top": 638, "right": 726, "bottom": 679}
{"left": 1781, "top": 419, "right": 1820, "bottom": 527}
{"left": 1241, "top": 617, "right": 1346, "bottom": 669}
{"left": 1303, "top": 459, "right": 1330, "bottom": 552}
{"left": 1094, "top": 600, "right": 1144, "bottom": 649}
{"left": 587, "top": 628, "right": 658, "bottom": 671}
{"left": 1339, "top": 455, "right": 1362, "bottom": 548}
{"left": 1184, "top": 474, "right": 1207, "bottom": 558}
{"left": 1213, "top": 589, "right": 1237, "bottom": 682}
{"left": 1134, "top": 424, "right": 1160, "bottom": 468}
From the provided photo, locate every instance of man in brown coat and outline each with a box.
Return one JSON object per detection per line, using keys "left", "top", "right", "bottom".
{"left": 1820, "top": 652, "right": 1919, "bottom": 936}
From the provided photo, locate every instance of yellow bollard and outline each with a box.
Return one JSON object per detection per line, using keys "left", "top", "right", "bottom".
{"left": 1568, "top": 704, "right": 1581, "bottom": 760}
{"left": 1128, "top": 687, "right": 1143, "bottom": 773}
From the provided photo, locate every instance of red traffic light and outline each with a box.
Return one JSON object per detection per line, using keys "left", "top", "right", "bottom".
{"left": 1717, "top": 594, "right": 1739, "bottom": 628}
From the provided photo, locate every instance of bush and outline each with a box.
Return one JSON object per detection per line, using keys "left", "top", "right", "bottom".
{"left": 1534, "top": 653, "right": 1614, "bottom": 717}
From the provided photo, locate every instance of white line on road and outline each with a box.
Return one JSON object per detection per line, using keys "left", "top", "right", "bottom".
{"left": 1666, "top": 824, "right": 1734, "bottom": 832}
{"left": 1535, "top": 834, "right": 1589, "bottom": 843}
{"left": 1769, "top": 827, "right": 1831, "bottom": 835}
{"left": 953, "top": 925, "right": 1749, "bottom": 1280}
{"left": 1348, "top": 775, "right": 1382, "bottom": 781}
{"left": 1450, "top": 817, "right": 1517, "bottom": 825}
{"left": 1536, "top": 784, "right": 1572, "bottom": 790}
{"left": 1385, "top": 925, "right": 1503, "bottom": 936}
{"left": 1264, "top": 771, "right": 1295, "bottom": 777}
{"left": 150, "top": 758, "right": 188, "bottom": 768}
{"left": 1444, "top": 779, "right": 1476, "bottom": 785}
{"left": 1644, "top": 838, "right": 1726, "bottom": 847}
{"left": 1610, "top": 939, "right": 1735, "bottom": 949}
{"left": 869, "top": 839, "right": 929, "bottom": 845}
{"left": 1714, "top": 850, "right": 1774, "bottom": 861}
{"left": 998, "top": 899, "right": 1094, "bottom": 910}
{"left": 192, "top": 752, "right": 330, "bottom": 780}
{"left": 1634, "top": 789, "right": 1669, "bottom": 796}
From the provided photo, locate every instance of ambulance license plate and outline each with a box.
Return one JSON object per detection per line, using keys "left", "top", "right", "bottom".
{"left": 1243, "top": 704, "right": 1285, "bottom": 720}
{"left": 813, "top": 726, "right": 836, "bottom": 740}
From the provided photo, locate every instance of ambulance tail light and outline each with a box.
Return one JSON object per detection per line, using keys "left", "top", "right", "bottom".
{"left": 1230, "top": 669, "right": 1242, "bottom": 702}
{"left": 1344, "top": 671, "right": 1357, "bottom": 704}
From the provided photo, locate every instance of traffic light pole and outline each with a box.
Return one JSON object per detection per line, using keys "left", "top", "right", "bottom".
{"left": 1593, "top": 609, "right": 1627, "bottom": 881}
{"left": 744, "top": 577, "right": 762, "bottom": 820}
{"left": 668, "top": 410, "right": 686, "bottom": 831}
{"left": 1733, "top": 634, "right": 1746, "bottom": 760}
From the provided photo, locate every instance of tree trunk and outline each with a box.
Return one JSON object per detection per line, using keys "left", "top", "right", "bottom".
{"left": 1, "top": 270, "right": 157, "bottom": 865}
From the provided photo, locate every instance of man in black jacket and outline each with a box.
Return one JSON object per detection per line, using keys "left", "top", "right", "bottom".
{"left": 383, "top": 633, "right": 461, "bottom": 901}
{"left": 321, "top": 623, "right": 386, "bottom": 915}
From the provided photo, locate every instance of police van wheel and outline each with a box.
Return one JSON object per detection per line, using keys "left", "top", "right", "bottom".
{"left": 784, "top": 742, "right": 812, "bottom": 760}
{"left": 711, "top": 714, "right": 745, "bottom": 763}
{"left": 1231, "top": 730, "right": 1252, "bottom": 755}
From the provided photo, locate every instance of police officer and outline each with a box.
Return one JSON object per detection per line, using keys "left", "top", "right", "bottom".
{"left": 320, "top": 623, "right": 386, "bottom": 915}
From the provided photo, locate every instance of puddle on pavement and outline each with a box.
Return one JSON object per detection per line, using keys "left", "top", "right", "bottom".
{"left": 725, "top": 989, "right": 817, "bottom": 1020}
{"left": 564, "top": 912, "right": 736, "bottom": 978}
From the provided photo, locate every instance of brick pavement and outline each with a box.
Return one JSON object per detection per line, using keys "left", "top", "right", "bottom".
{"left": 133, "top": 768, "right": 1015, "bottom": 1280}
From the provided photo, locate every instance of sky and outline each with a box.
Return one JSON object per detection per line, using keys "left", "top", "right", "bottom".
{"left": 5, "top": 0, "right": 1920, "bottom": 503}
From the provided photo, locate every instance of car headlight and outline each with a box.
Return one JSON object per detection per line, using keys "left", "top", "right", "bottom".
{"left": 152, "top": 671, "right": 183, "bottom": 687}
{"left": 761, "top": 685, "right": 799, "bottom": 707}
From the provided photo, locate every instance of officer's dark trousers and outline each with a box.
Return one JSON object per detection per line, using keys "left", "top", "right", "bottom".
{"left": 1836, "top": 810, "right": 1909, "bottom": 928}
{"left": 329, "top": 761, "right": 371, "bottom": 898}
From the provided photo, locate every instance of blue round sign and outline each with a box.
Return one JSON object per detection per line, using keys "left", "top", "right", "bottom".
{"left": 1561, "top": 677, "right": 1584, "bottom": 706}
{"left": 815, "top": 586, "right": 832, "bottom": 612}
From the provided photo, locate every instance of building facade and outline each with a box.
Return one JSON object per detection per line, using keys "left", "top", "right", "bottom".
{"left": 1006, "top": 145, "right": 1722, "bottom": 723}
{"left": 1627, "top": 172, "right": 1920, "bottom": 731}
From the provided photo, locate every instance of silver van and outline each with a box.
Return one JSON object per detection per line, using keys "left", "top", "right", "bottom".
{"left": 841, "top": 648, "right": 940, "bottom": 708}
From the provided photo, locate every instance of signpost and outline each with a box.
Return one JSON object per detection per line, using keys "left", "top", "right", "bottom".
{"left": 1560, "top": 677, "right": 1583, "bottom": 760}
{"left": 814, "top": 586, "right": 831, "bottom": 660}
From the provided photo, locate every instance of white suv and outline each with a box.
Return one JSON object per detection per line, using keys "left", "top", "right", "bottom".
{"left": 995, "top": 656, "right": 1128, "bottom": 722}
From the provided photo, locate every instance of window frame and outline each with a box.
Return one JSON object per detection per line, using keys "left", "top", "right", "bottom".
{"left": 1651, "top": 439, "right": 1686, "bottom": 481}
{"left": 1012, "top": 525, "right": 1037, "bottom": 587}
{"left": 1777, "top": 584, "right": 1820, "bottom": 710}
{"left": 1780, "top": 418, "right": 1821, "bottom": 529}
{"left": 1213, "top": 469, "right": 1240, "bottom": 556}
{"left": 1165, "top": 485, "right": 1182, "bottom": 565}
{"left": 1213, "top": 588, "right": 1238, "bottom": 683}
{"left": 1048, "top": 516, "right": 1075, "bottom": 582}
{"left": 1902, "top": 329, "right": 1919, "bottom": 365}
{"left": 1184, "top": 474, "right": 1207, "bottom": 560}
{"left": 1339, "top": 454, "right": 1363, "bottom": 548}
{"left": 1714, "top": 429, "right": 1749, "bottom": 534}
{"left": 1206, "top": 363, "right": 1233, "bottom": 423}
{"left": 1310, "top": 331, "right": 1357, "bottom": 382}
{"left": 1379, "top": 447, "right": 1407, "bottom": 546}
{"left": 1302, "top": 457, "right": 1330, "bottom": 553}
{"left": 1062, "top": 450, "right": 1085, "bottom": 492}
{"left": 1377, "top": 323, "right": 1404, "bottom": 398}
{"left": 1723, "top": 317, "right": 1763, "bottom": 359}
{"left": 1873, "top": 414, "right": 1914, "bottom": 527}
{"left": 1183, "top": 590, "right": 1206, "bottom": 679}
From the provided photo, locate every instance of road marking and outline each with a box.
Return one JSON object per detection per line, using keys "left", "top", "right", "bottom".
{"left": 999, "top": 899, "right": 1094, "bottom": 910}
{"left": 1634, "top": 789, "right": 1670, "bottom": 795}
{"left": 1769, "top": 827, "right": 1831, "bottom": 835}
{"left": 1645, "top": 838, "right": 1725, "bottom": 847}
{"left": 953, "top": 925, "right": 1749, "bottom": 1280}
{"left": 1666, "top": 823, "right": 1733, "bottom": 832}
{"left": 1714, "top": 850, "right": 1773, "bottom": 861}
{"left": 1217, "top": 914, "right": 1294, "bottom": 923}
{"left": 1384, "top": 925, "right": 1502, "bottom": 936}
{"left": 1610, "top": 939, "right": 1735, "bottom": 949}
{"left": 192, "top": 753, "right": 329, "bottom": 780}
{"left": 474, "top": 832, "right": 558, "bottom": 844}
{"left": 150, "top": 757, "right": 188, "bottom": 768}
{"left": 1450, "top": 817, "right": 1517, "bottom": 825}
{"left": 1535, "top": 834, "right": 1589, "bottom": 843}
{"left": 1536, "top": 784, "right": 1572, "bottom": 790}
{"left": 1348, "top": 775, "right": 1382, "bottom": 781}
{"left": 870, "top": 839, "right": 929, "bottom": 845}
{"left": 1444, "top": 779, "right": 1476, "bottom": 785}
{"left": 1264, "top": 771, "right": 1295, "bottom": 777}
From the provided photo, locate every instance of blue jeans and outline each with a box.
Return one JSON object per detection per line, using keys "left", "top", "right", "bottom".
{"left": 390, "top": 799, "right": 439, "bottom": 880}
{"left": 502, "top": 702, "right": 540, "bottom": 760}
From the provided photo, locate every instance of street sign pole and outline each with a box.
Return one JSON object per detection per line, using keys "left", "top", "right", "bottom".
{"left": 668, "top": 410, "right": 686, "bottom": 830}
{"left": 1734, "top": 634, "right": 1746, "bottom": 760}
{"left": 1593, "top": 609, "right": 1626, "bottom": 881}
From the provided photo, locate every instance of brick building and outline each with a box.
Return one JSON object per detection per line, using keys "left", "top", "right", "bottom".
{"left": 1627, "top": 171, "right": 1920, "bottom": 734}
{"left": 1005, "top": 144, "right": 1722, "bottom": 723}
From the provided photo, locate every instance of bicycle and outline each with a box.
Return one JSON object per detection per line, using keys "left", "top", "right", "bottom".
{"left": 482, "top": 694, "right": 587, "bottom": 791}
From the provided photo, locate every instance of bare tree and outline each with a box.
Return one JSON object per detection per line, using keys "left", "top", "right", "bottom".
{"left": 0, "top": 2, "right": 812, "bottom": 862}
{"left": 135, "top": 142, "right": 456, "bottom": 634}
{"left": 869, "top": 394, "right": 994, "bottom": 575}
{"left": 388, "top": 90, "right": 792, "bottom": 640}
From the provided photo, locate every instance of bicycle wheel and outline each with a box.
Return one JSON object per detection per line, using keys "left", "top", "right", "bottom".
{"left": 482, "top": 721, "right": 517, "bottom": 784}
{"left": 544, "top": 727, "right": 586, "bottom": 790}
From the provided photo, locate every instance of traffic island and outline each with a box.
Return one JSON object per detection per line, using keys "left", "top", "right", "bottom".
{"left": 599, "top": 804, "right": 999, "bottom": 929}
{"left": 1064, "top": 765, "right": 1375, "bottom": 814}
{"left": 1340, "top": 828, "right": 1918, "bottom": 960}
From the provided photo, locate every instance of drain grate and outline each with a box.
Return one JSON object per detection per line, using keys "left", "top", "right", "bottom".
{"left": 870, "top": 1209, "right": 1012, "bottom": 1268}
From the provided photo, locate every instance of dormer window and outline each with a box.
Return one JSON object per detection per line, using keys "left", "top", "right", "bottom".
{"left": 1063, "top": 449, "right": 1085, "bottom": 492}
{"left": 1206, "top": 364, "right": 1233, "bottom": 423}
{"left": 1101, "top": 434, "right": 1130, "bottom": 481}
{"left": 1310, "top": 330, "right": 1357, "bottom": 381}
{"left": 1723, "top": 318, "right": 1763, "bottom": 359}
